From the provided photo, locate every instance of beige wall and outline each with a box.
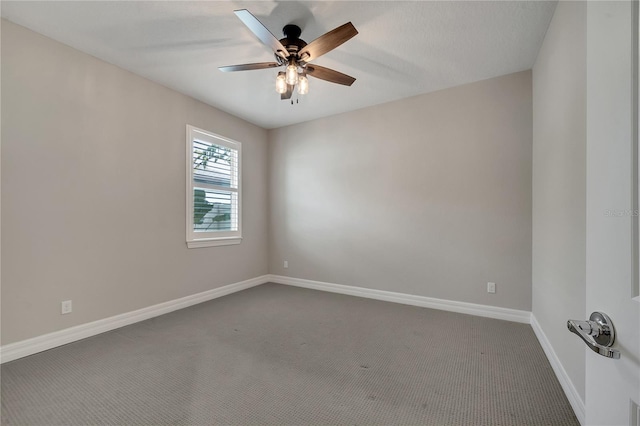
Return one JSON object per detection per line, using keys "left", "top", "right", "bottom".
{"left": 532, "top": 1, "right": 586, "bottom": 401}
{"left": 268, "top": 71, "right": 533, "bottom": 311}
{"left": 1, "top": 20, "right": 269, "bottom": 345}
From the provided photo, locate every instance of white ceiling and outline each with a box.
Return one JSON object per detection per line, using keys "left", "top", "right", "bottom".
{"left": 1, "top": 1, "right": 557, "bottom": 129}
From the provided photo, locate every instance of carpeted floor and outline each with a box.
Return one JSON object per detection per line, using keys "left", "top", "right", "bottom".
{"left": 1, "top": 283, "right": 578, "bottom": 425}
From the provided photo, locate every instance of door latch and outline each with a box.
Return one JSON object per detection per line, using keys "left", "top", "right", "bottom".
{"left": 567, "top": 311, "right": 620, "bottom": 359}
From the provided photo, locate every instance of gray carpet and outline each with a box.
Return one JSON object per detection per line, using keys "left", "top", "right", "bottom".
{"left": 1, "top": 283, "right": 578, "bottom": 425}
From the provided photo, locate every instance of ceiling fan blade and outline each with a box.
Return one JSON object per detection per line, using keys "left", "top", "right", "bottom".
{"left": 234, "top": 9, "right": 289, "bottom": 60}
{"left": 281, "top": 84, "right": 294, "bottom": 100}
{"left": 298, "top": 22, "right": 358, "bottom": 63}
{"left": 305, "top": 65, "right": 356, "bottom": 86}
{"left": 219, "top": 62, "right": 281, "bottom": 72}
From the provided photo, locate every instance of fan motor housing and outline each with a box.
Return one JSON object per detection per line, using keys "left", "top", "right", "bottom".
{"left": 280, "top": 24, "right": 307, "bottom": 58}
{"left": 280, "top": 38, "right": 307, "bottom": 54}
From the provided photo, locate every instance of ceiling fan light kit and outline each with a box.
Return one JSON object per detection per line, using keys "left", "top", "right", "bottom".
{"left": 275, "top": 72, "right": 287, "bottom": 94}
{"left": 297, "top": 74, "right": 309, "bottom": 95}
{"left": 285, "top": 62, "right": 299, "bottom": 86}
{"left": 219, "top": 9, "right": 358, "bottom": 101}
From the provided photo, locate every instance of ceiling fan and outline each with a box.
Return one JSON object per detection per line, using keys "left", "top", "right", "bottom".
{"left": 219, "top": 9, "right": 358, "bottom": 100}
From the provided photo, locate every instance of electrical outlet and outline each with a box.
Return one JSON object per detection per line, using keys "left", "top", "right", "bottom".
{"left": 61, "top": 300, "right": 72, "bottom": 315}
{"left": 487, "top": 282, "right": 496, "bottom": 294}
{"left": 283, "top": 260, "right": 288, "bottom": 269}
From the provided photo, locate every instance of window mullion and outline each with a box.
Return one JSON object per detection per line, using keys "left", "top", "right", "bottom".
{"left": 193, "top": 182, "right": 238, "bottom": 193}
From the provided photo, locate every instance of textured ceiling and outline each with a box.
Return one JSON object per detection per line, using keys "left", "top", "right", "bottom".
{"left": 1, "top": 1, "right": 557, "bottom": 129}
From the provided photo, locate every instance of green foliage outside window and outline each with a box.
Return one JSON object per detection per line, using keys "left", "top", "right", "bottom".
{"left": 194, "top": 145, "right": 231, "bottom": 171}
{"left": 194, "top": 189, "right": 213, "bottom": 225}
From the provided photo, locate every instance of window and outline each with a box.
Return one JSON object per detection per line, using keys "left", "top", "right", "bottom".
{"left": 186, "top": 125, "right": 241, "bottom": 248}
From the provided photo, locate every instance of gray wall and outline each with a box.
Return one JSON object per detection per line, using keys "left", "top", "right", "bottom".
{"left": 1, "top": 20, "right": 269, "bottom": 345}
{"left": 532, "top": 1, "right": 586, "bottom": 401}
{"left": 268, "top": 71, "right": 533, "bottom": 311}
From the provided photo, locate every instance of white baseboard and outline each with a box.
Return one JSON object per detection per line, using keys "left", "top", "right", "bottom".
{"left": 0, "top": 275, "right": 270, "bottom": 364}
{"left": 268, "top": 274, "right": 531, "bottom": 324}
{"left": 530, "top": 314, "right": 585, "bottom": 425}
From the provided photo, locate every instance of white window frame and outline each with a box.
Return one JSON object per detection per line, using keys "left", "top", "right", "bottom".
{"left": 186, "top": 125, "right": 242, "bottom": 248}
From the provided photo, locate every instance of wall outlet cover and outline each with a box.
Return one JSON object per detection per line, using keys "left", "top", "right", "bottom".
{"left": 61, "top": 300, "right": 72, "bottom": 314}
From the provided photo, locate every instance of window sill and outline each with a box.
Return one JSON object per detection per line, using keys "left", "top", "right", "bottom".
{"left": 187, "top": 237, "right": 242, "bottom": 248}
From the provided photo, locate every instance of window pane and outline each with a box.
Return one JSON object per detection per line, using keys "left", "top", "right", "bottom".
{"left": 193, "top": 140, "right": 237, "bottom": 188}
{"left": 187, "top": 125, "right": 241, "bottom": 246}
{"left": 193, "top": 188, "right": 238, "bottom": 232}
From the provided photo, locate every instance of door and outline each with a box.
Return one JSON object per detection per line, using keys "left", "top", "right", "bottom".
{"left": 585, "top": 2, "right": 640, "bottom": 425}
